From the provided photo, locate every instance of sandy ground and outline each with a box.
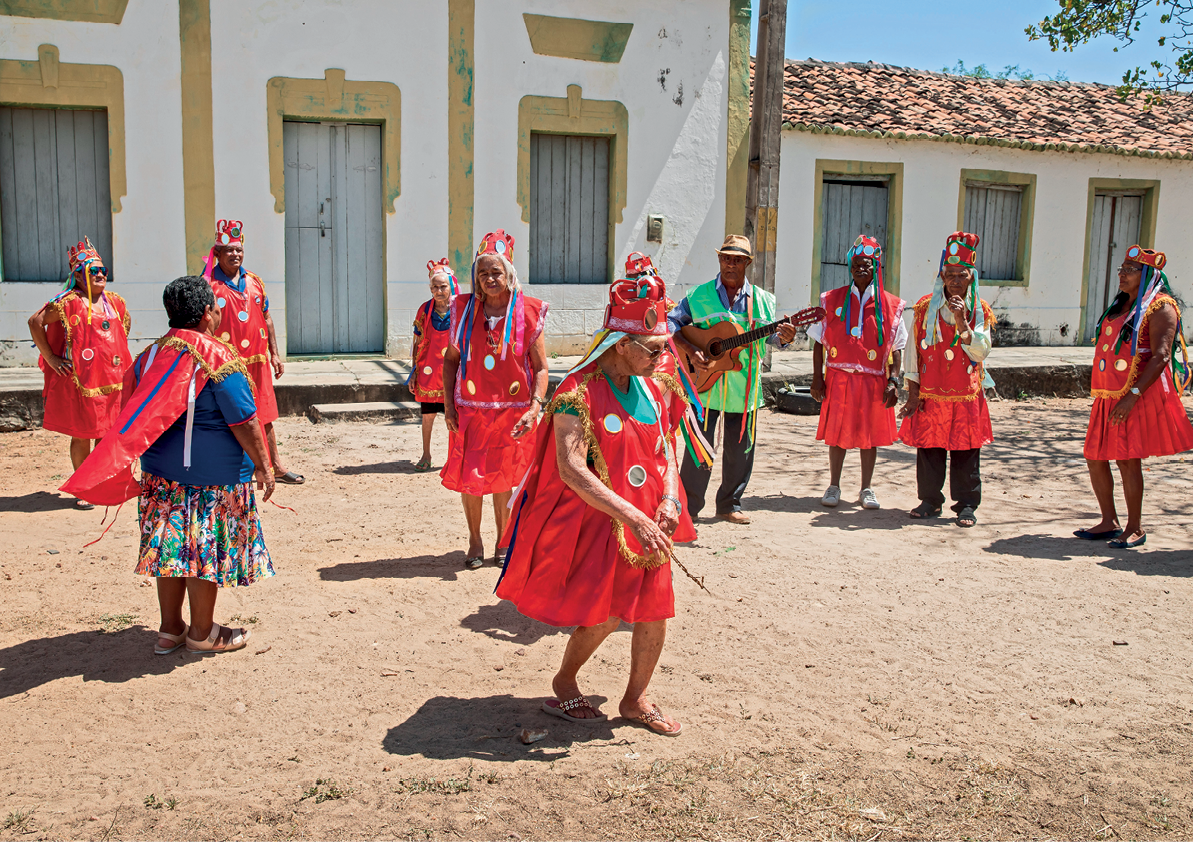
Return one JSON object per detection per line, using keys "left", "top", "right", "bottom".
{"left": 1, "top": 396, "right": 1192, "bottom": 841}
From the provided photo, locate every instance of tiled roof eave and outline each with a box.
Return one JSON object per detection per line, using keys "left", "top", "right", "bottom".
{"left": 781, "top": 122, "right": 1193, "bottom": 161}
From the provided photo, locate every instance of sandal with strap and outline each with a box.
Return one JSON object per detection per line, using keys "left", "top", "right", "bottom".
{"left": 154, "top": 623, "right": 189, "bottom": 656}
{"left": 275, "top": 470, "right": 305, "bottom": 485}
{"left": 956, "top": 506, "right": 977, "bottom": 528}
{"left": 542, "top": 696, "right": 608, "bottom": 724}
{"left": 910, "top": 502, "right": 943, "bottom": 519}
{"left": 185, "top": 623, "right": 250, "bottom": 654}
{"left": 627, "top": 704, "right": 682, "bottom": 737}
{"left": 414, "top": 457, "right": 432, "bottom": 472}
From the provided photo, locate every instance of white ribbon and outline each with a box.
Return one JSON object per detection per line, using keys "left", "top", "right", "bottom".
{"left": 183, "top": 367, "right": 200, "bottom": 470}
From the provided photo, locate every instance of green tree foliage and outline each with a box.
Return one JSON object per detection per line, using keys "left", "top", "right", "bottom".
{"left": 1026, "top": 0, "right": 1193, "bottom": 102}
{"left": 941, "top": 60, "right": 1069, "bottom": 81}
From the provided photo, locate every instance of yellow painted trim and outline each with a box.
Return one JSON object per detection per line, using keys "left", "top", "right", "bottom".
{"left": 955, "top": 168, "right": 1036, "bottom": 287}
{"left": 448, "top": 0, "right": 474, "bottom": 277}
{"left": 0, "top": 0, "right": 127, "bottom": 23}
{"left": 522, "top": 13, "right": 633, "bottom": 63}
{"left": 724, "top": 0, "right": 750, "bottom": 236}
{"left": 0, "top": 45, "right": 125, "bottom": 212}
{"left": 517, "top": 85, "right": 628, "bottom": 283}
{"left": 810, "top": 159, "right": 903, "bottom": 303}
{"left": 1077, "top": 177, "right": 1161, "bottom": 344}
{"left": 266, "top": 70, "right": 402, "bottom": 215}
{"left": 179, "top": 0, "right": 215, "bottom": 275}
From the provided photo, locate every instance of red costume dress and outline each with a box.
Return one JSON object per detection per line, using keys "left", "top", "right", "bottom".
{"left": 1084, "top": 293, "right": 1193, "bottom": 460}
{"left": 209, "top": 269, "right": 278, "bottom": 425}
{"left": 410, "top": 300, "right": 451, "bottom": 402}
{"left": 816, "top": 284, "right": 905, "bottom": 449}
{"left": 440, "top": 293, "right": 547, "bottom": 496}
{"left": 40, "top": 290, "right": 132, "bottom": 438}
{"left": 496, "top": 365, "right": 697, "bottom": 627}
{"left": 61, "top": 330, "right": 255, "bottom": 506}
{"left": 899, "top": 295, "right": 995, "bottom": 451}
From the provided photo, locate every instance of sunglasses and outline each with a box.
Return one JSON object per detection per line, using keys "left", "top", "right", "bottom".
{"left": 1116, "top": 265, "right": 1142, "bottom": 275}
{"left": 631, "top": 339, "right": 665, "bottom": 360}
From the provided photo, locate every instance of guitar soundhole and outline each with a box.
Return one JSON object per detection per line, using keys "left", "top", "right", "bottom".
{"left": 708, "top": 340, "right": 722, "bottom": 357}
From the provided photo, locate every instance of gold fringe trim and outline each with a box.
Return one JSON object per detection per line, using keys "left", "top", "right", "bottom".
{"left": 240, "top": 353, "right": 270, "bottom": 367}
{"left": 1091, "top": 295, "right": 1179, "bottom": 399}
{"left": 545, "top": 372, "right": 668, "bottom": 571}
{"left": 49, "top": 291, "right": 131, "bottom": 397}
{"left": 157, "top": 335, "right": 255, "bottom": 394}
{"left": 651, "top": 372, "right": 689, "bottom": 406}
{"left": 413, "top": 388, "right": 445, "bottom": 400}
{"left": 918, "top": 390, "right": 979, "bottom": 403}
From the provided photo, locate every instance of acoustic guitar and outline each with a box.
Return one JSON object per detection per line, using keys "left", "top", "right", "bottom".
{"left": 677, "top": 306, "right": 825, "bottom": 393}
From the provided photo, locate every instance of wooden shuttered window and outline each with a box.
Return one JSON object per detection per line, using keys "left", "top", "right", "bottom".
{"left": 528, "top": 133, "right": 610, "bottom": 284}
{"left": 819, "top": 178, "right": 889, "bottom": 293}
{"left": 963, "top": 182, "right": 1023, "bottom": 281}
{"left": 0, "top": 107, "right": 112, "bottom": 282}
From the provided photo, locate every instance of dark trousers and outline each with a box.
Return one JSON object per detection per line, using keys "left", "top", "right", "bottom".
{"left": 680, "top": 409, "right": 754, "bottom": 516}
{"left": 917, "top": 447, "right": 982, "bottom": 513}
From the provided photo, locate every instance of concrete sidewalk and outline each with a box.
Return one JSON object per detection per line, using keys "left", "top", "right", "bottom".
{"left": 0, "top": 346, "right": 1095, "bottom": 431}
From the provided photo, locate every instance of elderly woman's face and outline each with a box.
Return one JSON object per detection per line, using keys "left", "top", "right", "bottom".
{"left": 429, "top": 275, "right": 452, "bottom": 303}
{"left": 476, "top": 255, "right": 509, "bottom": 300}
{"left": 1117, "top": 260, "right": 1144, "bottom": 296}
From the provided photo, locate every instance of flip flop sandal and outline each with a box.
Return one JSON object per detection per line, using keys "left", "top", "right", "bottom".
{"left": 414, "top": 458, "right": 432, "bottom": 472}
{"left": 185, "top": 622, "right": 250, "bottom": 654}
{"left": 956, "top": 506, "right": 977, "bottom": 528}
{"left": 1073, "top": 528, "right": 1124, "bottom": 540}
{"left": 154, "top": 623, "right": 189, "bottom": 656}
{"left": 910, "top": 503, "right": 943, "bottom": 519}
{"left": 542, "top": 696, "right": 607, "bottom": 724}
{"left": 275, "top": 471, "right": 305, "bottom": 485}
{"left": 464, "top": 556, "right": 484, "bottom": 571}
{"left": 75, "top": 498, "right": 95, "bottom": 510}
{"left": 627, "top": 704, "right": 682, "bottom": 737}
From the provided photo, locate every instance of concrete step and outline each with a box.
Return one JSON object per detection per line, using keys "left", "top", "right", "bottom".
{"left": 307, "top": 401, "right": 422, "bottom": 424}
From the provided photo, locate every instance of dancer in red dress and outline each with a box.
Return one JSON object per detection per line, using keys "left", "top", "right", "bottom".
{"left": 27, "top": 238, "right": 132, "bottom": 509}
{"left": 1077, "top": 245, "right": 1193, "bottom": 549}
{"left": 202, "top": 220, "right": 301, "bottom": 484}
{"left": 496, "top": 274, "right": 694, "bottom": 737}
{"left": 899, "top": 232, "right": 994, "bottom": 528}
{"left": 410, "top": 259, "right": 457, "bottom": 471}
{"left": 441, "top": 231, "right": 549, "bottom": 570}
{"left": 808, "top": 235, "right": 906, "bottom": 510}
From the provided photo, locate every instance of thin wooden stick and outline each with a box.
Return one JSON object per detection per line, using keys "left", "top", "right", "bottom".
{"left": 670, "top": 551, "right": 712, "bottom": 596}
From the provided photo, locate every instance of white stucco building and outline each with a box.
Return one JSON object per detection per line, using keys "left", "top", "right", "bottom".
{"left": 772, "top": 60, "right": 1193, "bottom": 345}
{"left": 0, "top": 0, "right": 752, "bottom": 363}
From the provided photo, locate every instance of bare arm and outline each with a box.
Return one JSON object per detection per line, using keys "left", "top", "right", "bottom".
{"left": 511, "top": 330, "right": 549, "bottom": 439}
{"left": 1110, "top": 302, "right": 1179, "bottom": 425}
{"left": 882, "top": 349, "right": 902, "bottom": 408}
{"left": 653, "top": 437, "right": 681, "bottom": 536}
{"left": 554, "top": 414, "right": 672, "bottom": 558}
{"left": 810, "top": 341, "right": 825, "bottom": 401}
{"left": 442, "top": 344, "right": 461, "bottom": 432}
{"left": 230, "top": 419, "right": 276, "bottom": 502}
{"left": 28, "top": 304, "right": 70, "bottom": 376}
{"left": 265, "top": 310, "right": 283, "bottom": 379}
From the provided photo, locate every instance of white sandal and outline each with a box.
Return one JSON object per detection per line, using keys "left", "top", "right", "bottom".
{"left": 185, "top": 622, "right": 250, "bottom": 654}
{"left": 154, "top": 623, "right": 189, "bottom": 656}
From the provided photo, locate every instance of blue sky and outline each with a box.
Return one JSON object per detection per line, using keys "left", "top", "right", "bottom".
{"left": 751, "top": 0, "right": 1170, "bottom": 86}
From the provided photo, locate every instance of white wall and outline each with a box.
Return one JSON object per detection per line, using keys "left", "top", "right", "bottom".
{"left": 210, "top": 0, "right": 448, "bottom": 360}
{"left": 474, "top": 0, "right": 730, "bottom": 353}
{"left": 777, "top": 131, "right": 1193, "bottom": 345}
{"left": 0, "top": 0, "right": 187, "bottom": 365}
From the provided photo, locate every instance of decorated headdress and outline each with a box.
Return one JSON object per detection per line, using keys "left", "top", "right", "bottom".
{"left": 1096, "top": 244, "right": 1190, "bottom": 392}
{"left": 925, "top": 231, "right": 984, "bottom": 349}
{"left": 839, "top": 235, "right": 890, "bottom": 345}
{"left": 604, "top": 276, "right": 669, "bottom": 336}
{"left": 452, "top": 230, "right": 525, "bottom": 385}
{"left": 624, "top": 252, "right": 656, "bottom": 279}
{"left": 201, "top": 219, "right": 244, "bottom": 282}
{"left": 65, "top": 237, "right": 108, "bottom": 323}
{"left": 427, "top": 258, "right": 459, "bottom": 296}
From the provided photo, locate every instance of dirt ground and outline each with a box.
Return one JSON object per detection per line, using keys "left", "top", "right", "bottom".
{"left": 1, "top": 396, "right": 1192, "bottom": 841}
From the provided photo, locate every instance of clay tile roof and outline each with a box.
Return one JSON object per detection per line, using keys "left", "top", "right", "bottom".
{"left": 758, "top": 59, "right": 1193, "bottom": 160}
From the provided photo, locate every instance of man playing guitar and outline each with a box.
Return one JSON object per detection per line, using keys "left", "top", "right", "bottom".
{"left": 667, "top": 235, "right": 796, "bottom": 524}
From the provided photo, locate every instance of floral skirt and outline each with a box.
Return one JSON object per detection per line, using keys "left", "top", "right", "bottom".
{"left": 136, "top": 472, "right": 274, "bottom": 587}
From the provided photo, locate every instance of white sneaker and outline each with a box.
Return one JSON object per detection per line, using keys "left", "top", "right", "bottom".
{"left": 821, "top": 485, "right": 841, "bottom": 507}
{"left": 860, "top": 488, "right": 880, "bottom": 510}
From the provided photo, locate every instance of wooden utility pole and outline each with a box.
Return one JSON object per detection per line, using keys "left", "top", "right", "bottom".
{"left": 744, "top": 0, "right": 787, "bottom": 367}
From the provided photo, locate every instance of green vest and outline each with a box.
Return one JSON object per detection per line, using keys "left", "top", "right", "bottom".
{"left": 685, "top": 280, "right": 776, "bottom": 413}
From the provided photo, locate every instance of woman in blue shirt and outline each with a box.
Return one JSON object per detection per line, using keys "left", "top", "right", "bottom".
{"left": 136, "top": 276, "right": 276, "bottom": 655}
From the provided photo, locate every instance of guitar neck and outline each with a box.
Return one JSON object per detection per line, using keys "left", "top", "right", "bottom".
{"left": 720, "top": 319, "right": 786, "bottom": 352}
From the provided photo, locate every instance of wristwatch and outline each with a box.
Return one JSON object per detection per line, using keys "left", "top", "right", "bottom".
{"left": 533, "top": 395, "right": 548, "bottom": 407}
{"left": 661, "top": 494, "right": 682, "bottom": 515}
{"left": 1129, "top": 386, "right": 1141, "bottom": 396}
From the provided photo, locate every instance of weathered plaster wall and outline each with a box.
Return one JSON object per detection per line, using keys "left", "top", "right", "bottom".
{"left": 0, "top": 0, "right": 187, "bottom": 365}
{"left": 209, "top": 0, "right": 447, "bottom": 360}
{"left": 777, "top": 131, "right": 1193, "bottom": 345}
{"left": 474, "top": 0, "right": 730, "bottom": 354}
